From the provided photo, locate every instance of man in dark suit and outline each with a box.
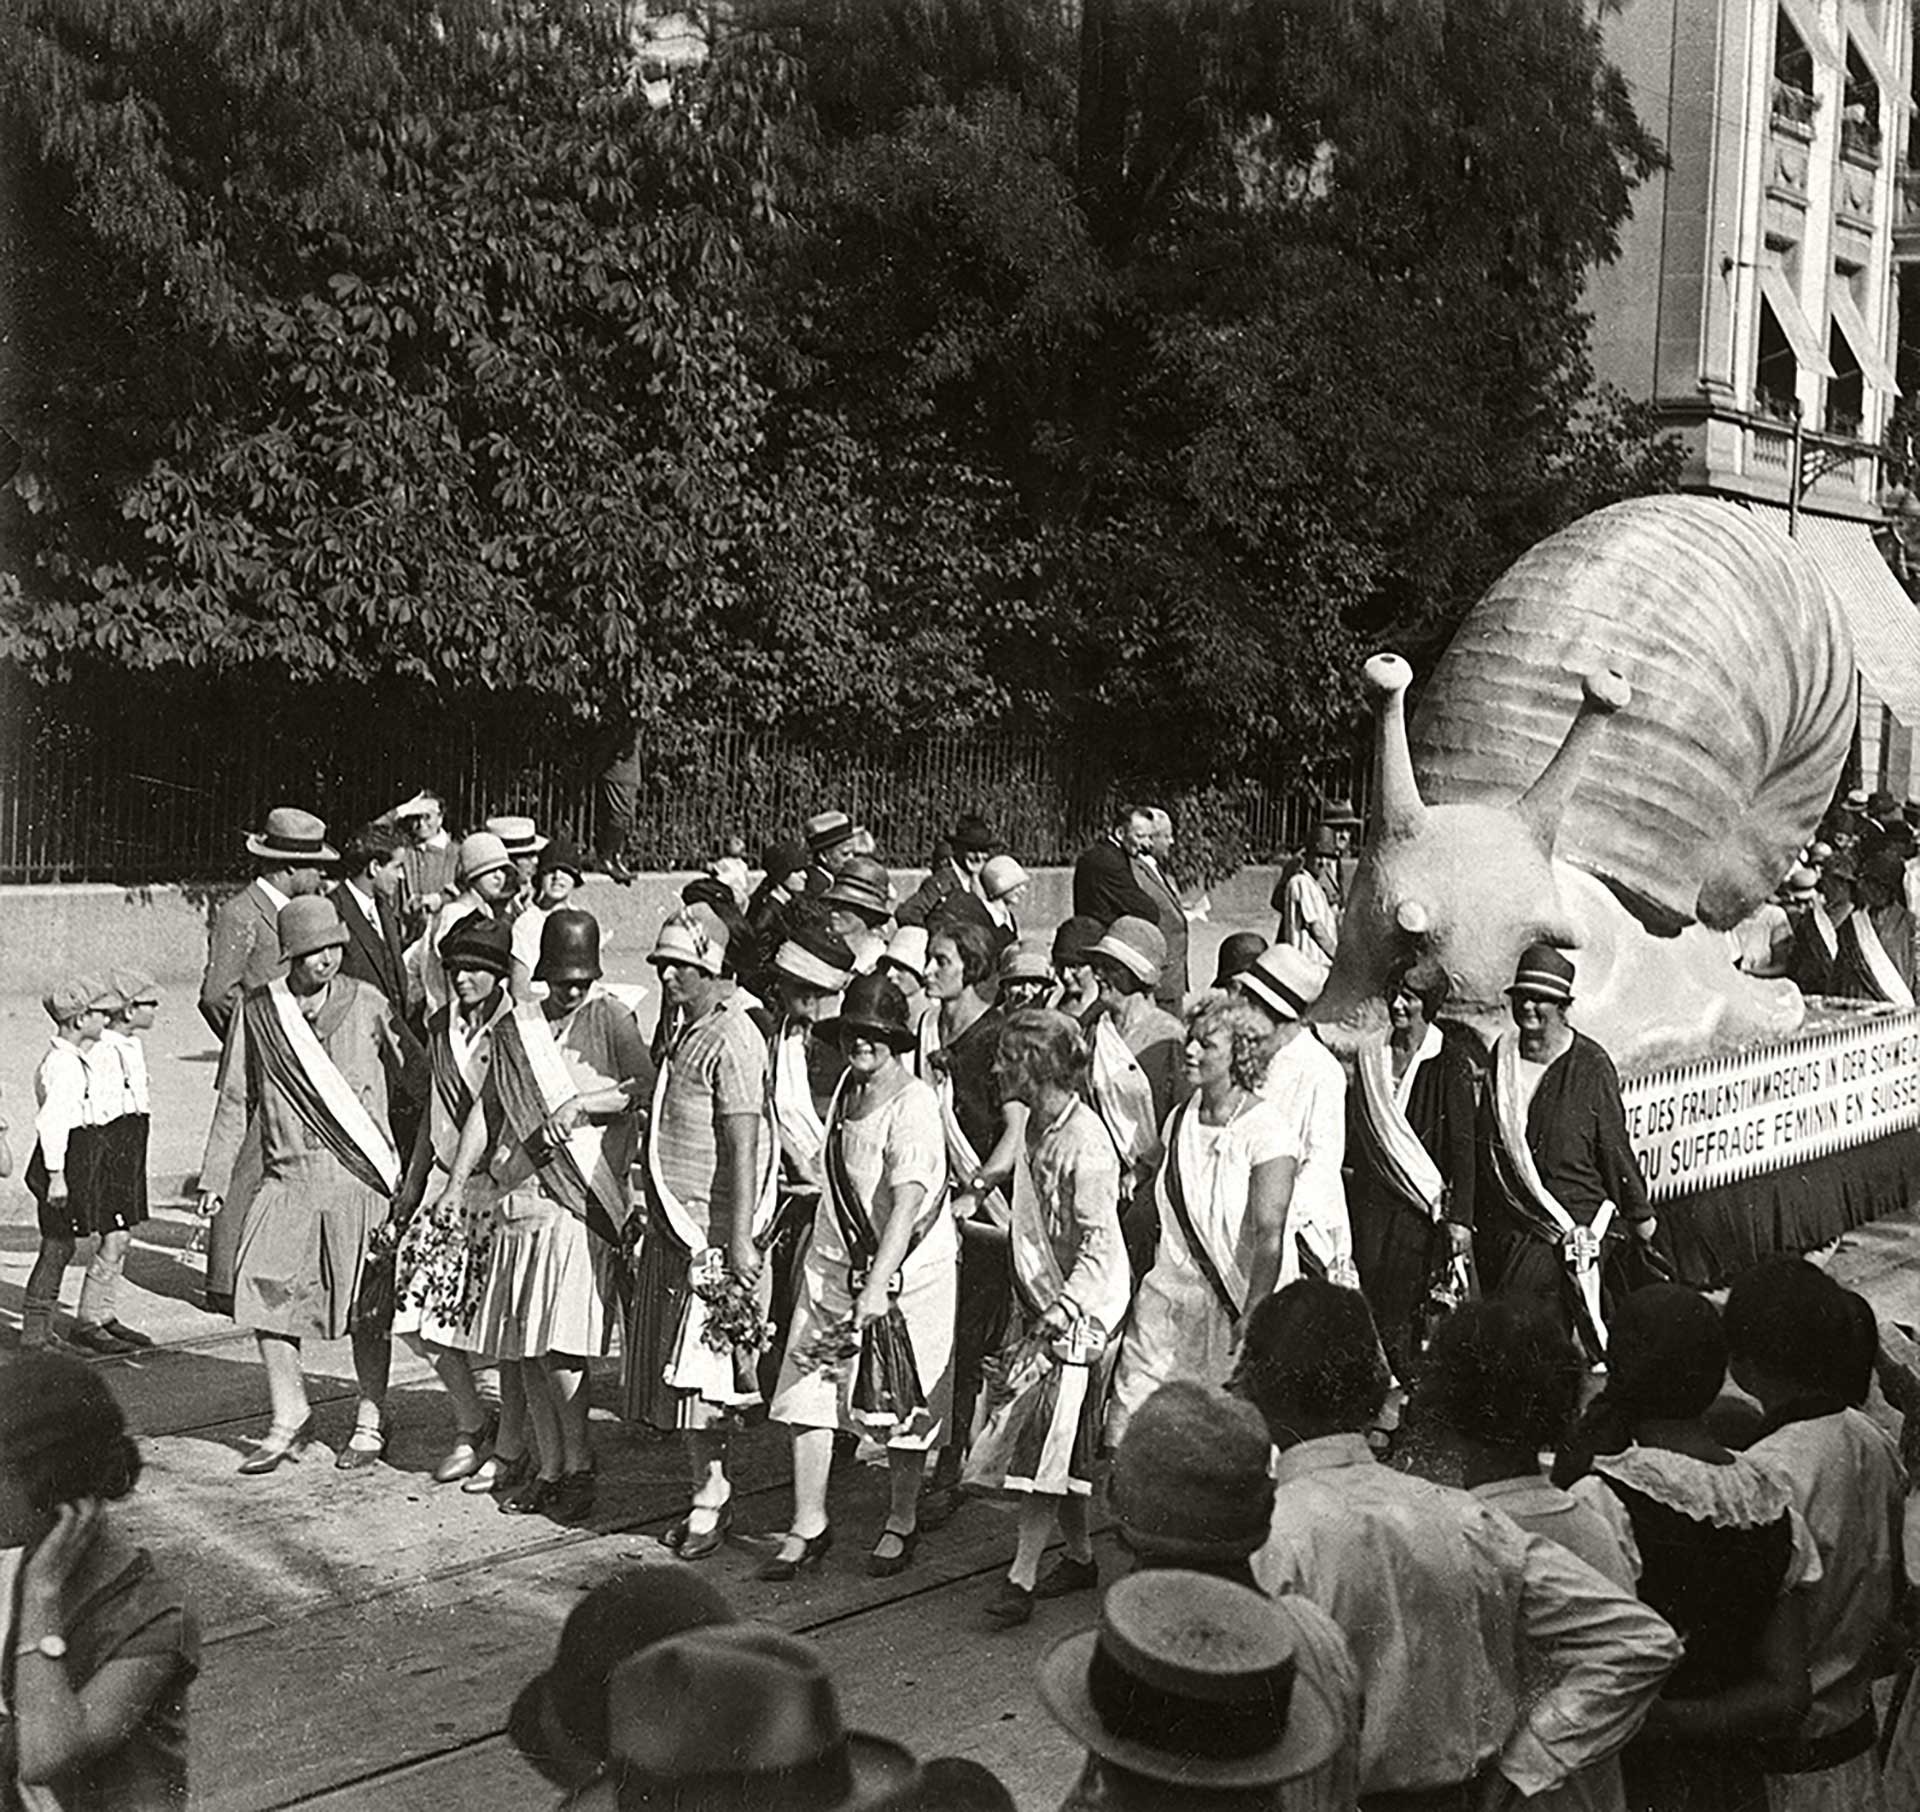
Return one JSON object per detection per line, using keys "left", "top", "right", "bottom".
{"left": 197, "top": 806, "right": 338, "bottom": 1039}
{"left": 332, "top": 821, "right": 413, "bottom": 1015}
{"left": 1072, "top": 805, "right": 1159, "bottom": 927}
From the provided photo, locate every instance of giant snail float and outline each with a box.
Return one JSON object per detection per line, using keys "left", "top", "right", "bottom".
{"left": 1311, "top": 493, "right": 1858, "bottom": 1074}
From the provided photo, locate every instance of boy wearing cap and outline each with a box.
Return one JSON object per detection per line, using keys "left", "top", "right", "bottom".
{"left": 79, "top": 971, "right": 163, "bottom": 1352}
{"left": 21, "top": 978, "right": 123, "bottom": 1353}
{"left": 1475, "top": 944, "right": 1655, "bottom": 1359}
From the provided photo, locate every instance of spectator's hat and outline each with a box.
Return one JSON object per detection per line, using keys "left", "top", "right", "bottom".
{"left": 1505, "top": 942, "right": 1575, "bottom": 1004}
{"left": 806, "top": 810, "right": 856, "bottom": 856}
{"left": 440, "top": 915, "right": 513, "bottom": 979}
{"left": 247, "top": 806, "right": 337, "bottom": 865}
{"left": 536, "top": 908, "right": 602, "bottom": 984}
{"left": 486, "top": 815, "right": 547, "bottom": 857}
{"left": 708, "top": 855, "right": 751, "bottom": 907}
{"left": 1037, "top": 1570, "right": 1343, "bottom": 1789}
{"left": 823, "top": 855, "right": 894, "bottom": 922}
{"left": 391, "top": 791, "right": 440, "bottom": 821}
{"left": 952, "top": 813, "right": 997, "bottom": 854}
{"left": 980, "top": 855, "right": 1029, "bottom": 902}
{"left": 822, "top": 971, "right": 918, "bottom": 1053}
{"left": 1051, "top": 914, "right": 1105, "bottom": 971}
{"left": 1089, "top": 916, "right": 1167, "bottom": 989}
{"left": 278, "top": 896, "right": 349, "bottom": 962}
{"left": 880, "top": 925, "right": 930, "bottom": 985}
{"left": 0, "top": 1351, "right": 128, "bottom": 1472}
{"left": 761, "top": 840, "right": 808, "bottom": 884}
{"left": 775, "top": 925, "right": 857, "bottom": 993}
{"left": 1318, "top": 796, "right": 1363, "bottom": 829}
{"left": 1234, "top": 945, "right": 1324, "bottom": 1023}
{"left": 1862, "top": 846, "right": 1909, "bottom": 894}
{"left": 1869, "top": 789, "right": 1901, "bottom": 820}
{"left": 650, "top": 904, "right": 728, "bottom": 976}
{"left": 1308, "top": 824, "right": 1340, "bottom": 857}
{"left": 1843, "top": 788, "right": 1870, "bottom": 813}
{"left": 110, "top": 968, "right": 159, "bottom": 1007}
{"left": 1111, "top": 1383, "right": 1275, "bottom": 1565}
{"left": 998, "top": 938, "right": 1053, "bottom": 984}
{"left": 1782, "top": 864, "right": 1819, "bottom": 902}
{"left": 1808, "top": 840, "right": 1833, "bottom": 866}
{"left": 42, "top": 976, "right": 105, "bottom": 1024}
{"left": 535, "top": 838, "right": 586, "bottom": 882}
{"left": 1212, "top": 931, "right": 1269, "bottom": 989}
{"left": 598, "top": 1624, "right": 921, "bottom": 1810}
{"left": 508, "top": 1568, "right": 735, "bottom": 1791}
{"left": 457, "top": 832, "right": 512, "bottom": 883}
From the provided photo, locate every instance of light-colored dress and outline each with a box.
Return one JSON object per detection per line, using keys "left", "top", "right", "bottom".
{"left": 771, "top": 1077, "right": 956, "bottom": 1449}
{"left": 472, "top": 993, "right": 649, "bottom": 1360}
{"left": 964, "top": 1097, "right": 1129, "bottom": 1498}
{"left": 1107, "top": 1094, "right": 1293, "bottom": 1439}
{"left": 1260, "top": 1030, "right": 1356, "bottom": 1286}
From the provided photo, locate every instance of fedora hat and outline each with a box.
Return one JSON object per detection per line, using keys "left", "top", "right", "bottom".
{"left": 1089, "top": 916, "right": 1167, "bottom": 989}
{"left": 1506, "top": 941, "right": 1575, "bottom": 1003}
{"left": 775, "top": 925, "right": 858, "bottom": 994}
{"left": 247, "top": 806, "right": 338, "bottom": 865}
{"left": 823, "top": 855, "right": 894, "bottom": 922}
{"left": 598, "top": 1624, "right": 920, "bottom": 1811}
{"left": 823, "top": 971, "right": 917, "bottom": 1052}
{"left": 440, "top": 915, "right": 513, "bottom": 980}
{"left": 1233, "top": 945, "right": 1325, "bottom": 1024}
{"left": 1038, "top": 1570, "right": 1343, "bottom": 1790}
{"left": 456, "top": 831, "right": 512, "bottom": 884}
{"left": 485, "top": 814, "right": 547, "bottom": 856}
{"left": 980, "top": 854, "right": 1029, "bottom": 902}
{"left": 1318, "top": 796, "right": 1363, "bottom": 829}
{"left": 806, "top": 810, "right": 856, "bottom": 856}
{"left": 952, "top": 813, "right": 997, "bottom": 854}
{"left": 650, "top": 904, "right": 729, "bottom": 976}
{"left": 536, "top": 908, "right": 602, "bottom": 983}
{"left": 880, "top": 925, "right": 930, "bottom": 985}
{"left": 278, "top": 895, "right": 349, "bottom": 962}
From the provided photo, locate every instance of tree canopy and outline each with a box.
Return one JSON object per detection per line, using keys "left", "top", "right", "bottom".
{"left": 0, "top": 0, "right": 1677, "bottom": 782}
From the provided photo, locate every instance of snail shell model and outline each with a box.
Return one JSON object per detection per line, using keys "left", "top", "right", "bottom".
{"left": 1314, "top": 495, "right": 1858, "bottom": 1072}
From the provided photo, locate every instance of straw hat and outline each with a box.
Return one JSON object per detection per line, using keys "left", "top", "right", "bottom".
{"left": 775, "top": 926, "right": 858, "bottom": 994}
{"left": 806, "top": 810, "right": 856, "bottom": 856}
{"left": 485, "top": 815, "right": 547, "bottom": 857}
{"left": 246, "top": 806, "right": 337, "bottom": 865}
{"left": 1234, "top": 946, "right": 1325, "bottom": 1024}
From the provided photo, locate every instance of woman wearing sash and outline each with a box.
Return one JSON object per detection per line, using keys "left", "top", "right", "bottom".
{"left": 451, "top": 909, "right": 650, "bottom": 1522}
{"left": 1830, "top": 847, "right": 1917, "bottom": 1007}
{"left": 764, "top": 973, "right": 955, "bottom": 1580}
{"left": 197, "top": 897, "right": 423, "bottom": 1475}
{"left": 966, "top": 1009, "right": 1130, "bottom": 1629}
{"left": 1107, "top": 991, "right": 1291, "bottom": 1443}
{"left": 390, "top": 916, "right": 513, "bottom": 1483}
{"left": 1347, "top": 973, "right": 1479, "bottom": 1379}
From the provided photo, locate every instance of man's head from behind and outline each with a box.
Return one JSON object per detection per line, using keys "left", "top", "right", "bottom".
{"left": 1724, "top": 1256, "right": 1870, "bottom": 1409}
{"left": 1233, "top": 1279, "right": 1389, "bottom": 1447}
{"left": 1415, "top": 1300, "right": 1586, "bottom": 1476}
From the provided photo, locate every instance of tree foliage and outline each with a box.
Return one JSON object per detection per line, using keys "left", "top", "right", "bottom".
{"left": 0, "top": 0, "right": 1679, "bottom": 778}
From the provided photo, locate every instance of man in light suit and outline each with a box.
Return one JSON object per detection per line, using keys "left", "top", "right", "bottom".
{"left": 197, "top": 807, "right": 337, "bottom": 1039}
{"left": 1132, "top": 806, "right": 1189, "bottom": 1014}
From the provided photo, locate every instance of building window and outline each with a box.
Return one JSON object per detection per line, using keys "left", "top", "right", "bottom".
{"left": 1826, "top": 326, "right": 1865, "bottom": 437}
{"left": 1843, "top": 42, "right": 1882, "bottom": 163}
{"left": 1757, "top": 303, "right": 1799, "bottom": 419}
{"left": 1773, "top": 12, "right": 1817, "bottom": 130}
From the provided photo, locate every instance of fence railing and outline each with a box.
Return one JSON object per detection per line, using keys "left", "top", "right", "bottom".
{"left": 0, "top": 669, "right": 1367, "bottom": 884}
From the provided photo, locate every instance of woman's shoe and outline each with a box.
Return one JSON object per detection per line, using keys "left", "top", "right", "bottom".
{"left": 757, "top": 1526, "right": 833, "bottom": 1582}
{"left": 335, "top": 1423, "right": 387, "bottom": 1472}
{"left": 238, "top": 1417, "right": 316, "bottom": 1475}
{"left": 433, "top": 1412, "right": 499, "bottom": 1485}
{"left": 462, "top": 1450, "right": 528, "bottom": 1495}
{"left": 544, "top": 1469, "right": 597, "bottom": 1524}
{"left": 868, "top": 1525, "right": 919, "bottom": 1578}
{"left": 677, "top": 1499, "right": 735, "bottom": 1562}
{"left": 984, "top": 1578, "right": 1034, "bottom": 1629}
{"left": 500, "top": 1475, "right": 560, "bottom": 1516}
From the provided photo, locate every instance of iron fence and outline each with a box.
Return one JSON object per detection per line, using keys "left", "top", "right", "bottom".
{"left": 0, "top": 667, "right": 1363, "bottom": 883}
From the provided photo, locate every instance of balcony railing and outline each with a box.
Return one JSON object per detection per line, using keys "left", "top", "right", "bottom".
{"left": 1771, "top": 80, "right": 1818, "bottom": 133}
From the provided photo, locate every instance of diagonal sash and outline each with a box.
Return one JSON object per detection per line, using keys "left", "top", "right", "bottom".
{"left": 769, "top": 1019, "right": 829, "bottom": 1189}
{"left": 1089, "top": 1014, "right": 1162, "bottom": 1177}
{"left": 1354, "top": 1030, "right": 1446, "bottom": 1221}
{"left": 1806, "top": 903, "right": 1839, "bottom": 966}
{"left": 491, "top": 1002, "right": 625, "bottom": 1248}
{"left": 255, "top": 979, "right": 401, "bottom": 1196}
{"left": 919, "top": 1008, "right": 1010, "bottom": 1228}
{"left": 1842, "top": 911, "right": 1916, "bottom": 1009}
{"left": 642, "top": 1034, "right": 781, "bottom": 1257}
{"left": 1492, "top": 1036, "right": 1616, "bottom": 1354}
{"left": 428, "top": 997, "right": 507, "bottom": 1170}
{"left": 1156, "top": 1097, "right": 1241, "bottom": 1323}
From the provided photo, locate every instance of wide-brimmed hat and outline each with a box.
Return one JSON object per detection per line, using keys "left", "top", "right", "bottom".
{"left": 536, "top": 908, "right": 602, "bottom": 983}
{"left": 456, "top": 831, "right": 512, "bottom": 884}
{"left": 1111, "top": 1382, "right": 1276, "bottom": 1565}
{"left": 1213, "top": 931, "right": 1269, "bottom": 989}
{"left": 441, "top": 915, "right": 513, "bottom": 980}
{"left": 650, "top": 903, "right": 729, "bottom": 975}
{"left": 1038, "top": 1571, "right": 1343, "bottom": 1790}
{"left": 278, "top": 895, "right": 349, "bottom": 962}
{"left": 599, "top": 1625, "right": 921, "bottom": 1811}
{"left": 806, "top": 810, "right": 856, "bottom": 856}
{"left": 1318, "top": 796, "right": 1363, "bottom": 829}
{"left": 1089, "top": 916, "right": 1167, "bottom": 988}
{"left": 246, "top": 806, "right": 338, "bottom": 866}
{"left": 952, "top": 813, "right": 997, "bottom": 854}
{"left": 980, "top": 854, "right": 1029, "bottom": 902}
{"left": 823, "top": 855, "right": 894, "bottom": 922}
{"left": 1506, "top": 942, "right": 1575, "bottom": 1004}
{"left": 509, "top": 1568, "right": 735, "bottom": 1790}
{"left": 390, "top": 791, "right": 441, "bottom": 821}
{"left": 1842, "top": 789, "right": 1869, "bottom": 813}
{"left": 486, "top": 814, "right": 547, "bottom": 857}
{"left": 536, "top": 838, "right": 586, "bottom": 882}
{"left": 880, "top": 925, "right": 930, "bottom": 985}
{"left": 1234, "top": 945, "right": 1325, "bottom": 1023}
{"left": 823, "top": 971, "right": 917, "bottom": 1052}
{"left": 998, "top": 938, "right": 1053, "bottom": 984}
{"left": 775, "top": 926, "right": 857, "bottom": 994}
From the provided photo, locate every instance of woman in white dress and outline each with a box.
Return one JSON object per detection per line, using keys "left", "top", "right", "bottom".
{"left": 1107, "top": 991, "right": 1292, "bottom": 1442}
{"left": 764, "top": 972, "right": 955, "bottom": 1580}
{"left": 391, "top": 917, "right": 514, "bottom": 1483}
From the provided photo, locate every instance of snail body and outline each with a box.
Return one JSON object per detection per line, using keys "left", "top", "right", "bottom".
{"left": 1314, "top": 496, "right": 1856, "bottom": 1072}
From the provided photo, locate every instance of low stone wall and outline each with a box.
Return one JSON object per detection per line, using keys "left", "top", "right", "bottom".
{"left": 0, "top": 865, "right": 1284, "bottom": 996}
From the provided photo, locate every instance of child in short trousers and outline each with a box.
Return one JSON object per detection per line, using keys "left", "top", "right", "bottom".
{"left": 81, "top": 971, "right": 161, "bottom": 1350}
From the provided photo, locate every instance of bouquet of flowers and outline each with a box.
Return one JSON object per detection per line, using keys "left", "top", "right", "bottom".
{"left": 691, "top": 1248, "right": 772, "bottom": 1356}
{"left": 788, "top": 1313, "right": 861, "bottom": 1378}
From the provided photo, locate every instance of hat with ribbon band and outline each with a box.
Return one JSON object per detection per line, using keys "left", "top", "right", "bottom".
{"left": 1505, "top": 942, "right": 1576, "bottom": 1004}
{"left": 247, "top": 806, "right": 338, "bottom": 865}
{"left": 1234, "top": 945, "right": 1325, "bottom": 1024}
{"left": 775, "top": 926, "right": 858, "bottom": 994}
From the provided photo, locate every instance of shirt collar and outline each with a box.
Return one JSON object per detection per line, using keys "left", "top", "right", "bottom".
{"left": 256, "top": 878, "right": 290, "bottom": 911}
{"left": 1272, "top": 1431, "right": 1376, "bottom": 1483}
{"left": 345, "top": 880, "right": 377, "bottom": 919}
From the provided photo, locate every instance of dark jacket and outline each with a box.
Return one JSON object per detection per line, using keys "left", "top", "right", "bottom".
{"left": 332, "top": 882, "right": 410, "bottom": 1009}
{"left": 1071, "top": 836, "right": 1158, "bottom": 926}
